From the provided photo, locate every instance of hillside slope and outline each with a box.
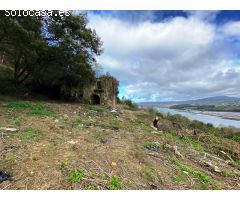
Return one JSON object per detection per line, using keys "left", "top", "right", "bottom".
{"left": 0, "top": 96, "right": 240, "bottom": 189}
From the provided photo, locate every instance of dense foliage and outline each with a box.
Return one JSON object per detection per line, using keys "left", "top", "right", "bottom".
{"left": 118, "top": 97, "right": 139, "bottom": 110}
{"left": 0, "top": 11, "right": 102, "bottom": 97}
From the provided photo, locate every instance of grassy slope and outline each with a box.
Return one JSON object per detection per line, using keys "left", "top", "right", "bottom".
{"left": 0, "top": 96, "right": 240, "bottom": 190}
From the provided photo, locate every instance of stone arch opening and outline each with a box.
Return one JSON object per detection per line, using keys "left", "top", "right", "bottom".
{"left": 91, "top": 94, "right": 100, "bottom": 105}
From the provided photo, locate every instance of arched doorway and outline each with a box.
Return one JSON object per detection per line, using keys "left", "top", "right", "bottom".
{"left": 91, "top": 94, "right": 100, "bottom": 105}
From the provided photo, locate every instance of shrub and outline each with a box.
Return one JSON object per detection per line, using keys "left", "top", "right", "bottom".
{"left": 120, "top": 98, "right": 138, "bottom": 110}
{"left": 69, "top": 169, "right": 85, "bottom": 183}
{"left": 142, "top": 166, "right": 156, "bottom": 182}
{"left": 109, "top": 175, "right": 123, "bottom": 190}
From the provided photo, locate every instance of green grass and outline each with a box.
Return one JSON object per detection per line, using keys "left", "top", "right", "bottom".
{"left": 134, "top": 117, "right": 154, "bottom": 133}
{"left": 87, "top": 185, "right": 98, "bottom": 190}
{"left": 96, "top": 119, "right": 123, "bottom": 131}
{"left": 222, "top": 170, "right": 238, "bottom": 178}
{"left": 21, "top": 128, "right": 43, "bottom": 142}
{"left": 171, "top": 173, "right": 188, "bottom": 183}
{"left": 164, "top": 131, "right": 205, "bottom": 152}
{"left": 109, "top": 175, "right": 123, "bottom": 190}
{"left": 92, "top": 130, "right": 110, "bottom": 143}
{"left": 27, "top": 103, "right": 55, "bottom": 117}
{"left": 69, "top": 169, "right": 85, "bottom": 183}
{"left": 142, "top": 166, "right": 156, "bottom": 182}
{"left": 7, "top": 101, "right": 32, "bottom": 111}
{"left": 81, "top": 104, "right": 108, "bottom": 112}
{"left": 171, "top": 157, "right": 221, "bottom": 190}
{"left": 6, "top": 100, "right": 55, "bottom": 117}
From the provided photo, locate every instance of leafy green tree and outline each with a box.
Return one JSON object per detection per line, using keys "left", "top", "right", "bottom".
{"left": 0, "top": 12, "right": 44, "bottom": 87}
{"left": 36, "top": 12, "right": 102, "bottom": 92}
{"left": 0, "top": 11, "right": 103, "bottom": 97}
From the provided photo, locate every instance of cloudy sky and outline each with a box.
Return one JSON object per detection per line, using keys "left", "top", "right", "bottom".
{"left": 87, "top": 11, "right": 240, "bottom": 102}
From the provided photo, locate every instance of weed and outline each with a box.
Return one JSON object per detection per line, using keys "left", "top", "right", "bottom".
{"left": 134, "top": 150, "right": 146, "bottom": 162}
{"left": 120, "top": 98, "right": 138, "bottom": 111}
{"left": 7, "top": 101, "right": 32, "bottom": 111}
{"left": 21, "top": 128, "right": 42, "bottom": 142}
{"left": 171, "top": 157, "right": 221, "bottom": 190}
{"left": 71, "top": 118, "right": 84, "bottom": 132}
{"left": 222, "top": 170, "right": 238, "bottom": 178}
{"left": 134, "top": 117, "right": 153, "bottom": 132}
{"left": 92, "top": 130, "right": 109, "bottom": 143}
{"left": 109, "top": 175, "right": 123, "bottom": 190}
{"left": 142, "top": 166, "right": 156, "bottom": 182}
{"left": 165, "top": 131, "right": 205, "bottom": 152}
{"left": 171, "top": 173, "right": 187, "bottom": 183}
{"left": 8, "top": 155, "right": 17, "bottom": 163}
{"left": 178, "top": 134, "right": 205, "bottom": 152}
{"left": 100, "top": 174, "right": 107, "bottom": 180}
{"left": 32, "top": 156, "right": 39, "bottom": 161}
{"left": 48, "top": 140, "right": 59, "bottom": 149}
{"left": 89, "top": 170, "right": 97, "bottom": 177}
{"left": 27, "top": 103, "right": 55, "bottom": 117}
{"left": 96, "top": 119, "right": 123, "bottom": 131}
{"left": 87, "top": 185, "right": 98, "bottom": 190}
{"left": 69, "top": 169, "right": 85, "bottom": 183}
{"left": 15, "top": 119, "right": 23, "bottom": 127}
{"left": 6, "top": 100, "right": 55, "bottom": 117}
{"left": 59, "top": 161, "right": 68, "bottom": 170}
{"left": 72, "top": 118, "right": 83, "bottom": 126}
{"left": 82, "top": 104, "right": 108, "bottom": 112}
{"left": 235, "top": 160, "right": 240, "bottom": 165}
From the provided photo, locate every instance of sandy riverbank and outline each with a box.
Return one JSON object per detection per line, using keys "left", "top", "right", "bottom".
{"left": 201, "top": 111, "right": 240, "bottom": 121}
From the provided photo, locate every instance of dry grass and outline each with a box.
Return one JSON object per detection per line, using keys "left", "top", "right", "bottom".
{"left": 0, "top": 97, "right": 240, "bottom": 189}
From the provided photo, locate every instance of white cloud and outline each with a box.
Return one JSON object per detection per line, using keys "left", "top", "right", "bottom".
{"left": 222, "top": 21, "right": 240, "bottom": 37}
{"left": 185, "top": 11, "right": 220, "bottom": 21}
{"left": 88, "top": 12, "right": 240, "bottom": 102}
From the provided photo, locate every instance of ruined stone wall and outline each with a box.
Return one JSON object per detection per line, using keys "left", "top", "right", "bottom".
{"left": 60, "top": 75, "right": 119, "bottom": 107}
{"left": 96, "top": 76, "right": 119, "bottom": 107}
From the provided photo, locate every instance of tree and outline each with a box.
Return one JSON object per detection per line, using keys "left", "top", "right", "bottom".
{"left": 36, "top": 12, "right": 102, "bottom": 91}
{"left": 0, "top": 11, "right": 103, "bottom": 96}
{"left": 0, "top": 12, "right": 44, "bottom": 87}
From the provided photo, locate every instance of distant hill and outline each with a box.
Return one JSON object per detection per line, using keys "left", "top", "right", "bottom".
{"left": 138, "top": 96, "right": 240, "bottom": 107}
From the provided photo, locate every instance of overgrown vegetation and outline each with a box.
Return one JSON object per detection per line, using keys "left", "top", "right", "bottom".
{"left": 21, "top": 128, "right": 43, "bottom": 142}
{"left": 109, "top": 175, "right": 123, "bottom": 190}
{"left": 142, "top": 166, "right": 156, "bottom": 182}
{"left": 0, "top": 11, "right": 102, "bottom": 100}
{"left": 0, "top": 96, "right": 239, "bottom": 189}
{"left": 170, "top": 157, "right": 221, "bottom": 190}
{"left": 6, "top": 100, "right": 55, "bottom": 117}
{"left": 69, "top": 169, "right": 85, "bottom": 183}
{"left": 146, "top": 107, "right": 240, "bottom": 145}
{"left": 118, "top": 97, "right": 138, "bottom": 110}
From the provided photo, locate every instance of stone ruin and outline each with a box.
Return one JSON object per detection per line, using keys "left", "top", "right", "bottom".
{"left": 61, "top": 75, "right": 119, "bottom": 107}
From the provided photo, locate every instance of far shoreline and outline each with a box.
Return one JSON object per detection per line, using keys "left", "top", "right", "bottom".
{"left": 200, "top": 111, "right": 240, "bottom": 121}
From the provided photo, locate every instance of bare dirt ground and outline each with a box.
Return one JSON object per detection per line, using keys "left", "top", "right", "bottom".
{"left": 0, "top": 97, "right": 240, "bottom": 190}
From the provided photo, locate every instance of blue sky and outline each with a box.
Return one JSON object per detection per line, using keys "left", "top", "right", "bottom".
{"left": 87, "top": 11, "right": 240, "bottom": 102}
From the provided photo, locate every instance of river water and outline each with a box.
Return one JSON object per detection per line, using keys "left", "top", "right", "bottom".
{"left": 156, "top": 107, "right": 240, "bottom": 128}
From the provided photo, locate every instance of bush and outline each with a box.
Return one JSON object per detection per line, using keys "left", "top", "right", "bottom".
{"left": 69, "top": 169, "right": 85, "bottom": 183}
{"left": 120, "top": 98, "right": 138, "bottom": 110}
{"left": 109, "top": 175, "right": 123, "bottom": 190}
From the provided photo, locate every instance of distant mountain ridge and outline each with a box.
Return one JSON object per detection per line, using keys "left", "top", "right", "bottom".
{"left": 138, "top": 96, "right": 240, "bottom": 107}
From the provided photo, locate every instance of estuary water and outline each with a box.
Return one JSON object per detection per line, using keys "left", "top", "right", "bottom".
{"left": 156, "top": 107, "right": 240, "bottom": 128}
